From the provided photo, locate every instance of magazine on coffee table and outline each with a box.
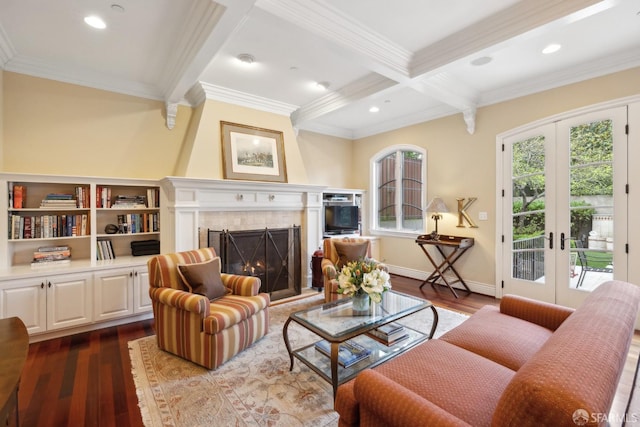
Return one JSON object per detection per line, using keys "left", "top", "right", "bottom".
{"left": 314, "top": 339, "right": 372, "bottom": 368}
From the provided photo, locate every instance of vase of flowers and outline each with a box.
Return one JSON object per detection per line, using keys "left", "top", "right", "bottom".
{"left": 336, "top": 259, "right": 391, "bottom": 315}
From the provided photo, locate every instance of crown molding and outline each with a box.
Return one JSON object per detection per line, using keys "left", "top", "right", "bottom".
{"left": 4, "top": 54, "right": 164, "bottom": 100}
{"left": 256, "top": 0, "right": 412, "bottom": 81}
{"left": 0, "top": 23, "right": 15, "bottom": 68}
{"left": 196, "top": 82, "right": 299, "bottom": 116}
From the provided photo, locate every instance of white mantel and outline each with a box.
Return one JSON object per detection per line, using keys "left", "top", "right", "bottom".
{"left": 159, "top": 176, "right": 326, "bottom": 287}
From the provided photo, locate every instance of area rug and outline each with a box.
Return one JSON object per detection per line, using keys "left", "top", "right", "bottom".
{"left": 128, "top": 294, "right": 469, "bottom": 427}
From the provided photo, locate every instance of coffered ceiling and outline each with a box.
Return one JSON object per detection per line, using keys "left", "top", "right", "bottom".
{"left": 1, "top": 0, "right": 639, "bottom": 138}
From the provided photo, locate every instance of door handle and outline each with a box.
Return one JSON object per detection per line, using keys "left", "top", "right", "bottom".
{"left": 561, "top": 232, "right": 565, "bottom": 250}
{"left": 548, "top": 232, "right": 553, "bottom": 249}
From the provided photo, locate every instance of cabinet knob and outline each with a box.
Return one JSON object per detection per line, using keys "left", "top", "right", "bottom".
{"left": 237, "top": 194, "right": 244, "bottom": 201}
{"left": 48, "top": 282, "right": 52, "bottom": 288}
{"left": 134, "top": 271, "right": 138, "bottom": 277}
{"left": 41, "top": 282, "right": 45, "bottom": 289}
{"left": 130, "top": 272, "right": 133, "bottom": 277}
{"left": 269, "top": 194, "right": 275, "bottom": 201}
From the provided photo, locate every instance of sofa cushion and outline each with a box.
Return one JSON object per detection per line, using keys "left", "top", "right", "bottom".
{"left": 334, "top": 241, "right": 368, "bottom": 268}
{"left": 366, "top": 339, "right": 515, "bottom": 427}
{"left": 440, "top": 305, "right": 553, "bottom": 370}
{"left": 177, "top": 257, "right": 229, "bottom": 301}
{"left": 202, "top": 293, "right": 270, "bottom": 334}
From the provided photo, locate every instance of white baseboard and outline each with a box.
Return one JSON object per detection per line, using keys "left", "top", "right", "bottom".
{"left": 387, "top": 264, "right": 497, "bottom": 298}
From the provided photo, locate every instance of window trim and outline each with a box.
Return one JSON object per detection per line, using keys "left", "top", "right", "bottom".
{"left": 369, "top": 145, "right": 427, "bottom": 237}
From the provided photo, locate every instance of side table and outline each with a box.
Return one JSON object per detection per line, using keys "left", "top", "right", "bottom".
{"left": 0, "top": 317, "right": 28, "bottom": 427}
{"left": 415, "top": 234, "right": 474, "bottom": 298}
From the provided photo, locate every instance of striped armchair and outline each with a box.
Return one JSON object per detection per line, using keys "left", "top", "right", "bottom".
{"left": 147, "top": 248, "right": 270, "bottom": 370}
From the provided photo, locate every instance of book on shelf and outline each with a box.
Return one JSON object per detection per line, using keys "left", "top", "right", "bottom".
{"left": 366, "top": 322, "right": 409, "bottom": 345}
{"left": 97, "top": 239, "right": 115, "bottom": 260}
{"left": 30, "top": 259, "right": 71, "bottom": 268}
{"left": 12, "top": 185, "right": 25, "bottom": 209}
{"left": 314, "top": 339, "right": 371, "bottom": 368}
{"left": 112, "top": 194, "right": 147, "bottom": 208}
{"left": 32, "top": 245, "right": 71, "bottom": 265}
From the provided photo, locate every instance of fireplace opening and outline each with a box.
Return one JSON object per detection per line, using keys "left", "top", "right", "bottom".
{"left": 207, "top": 226, "right": 301, "bottom": 301}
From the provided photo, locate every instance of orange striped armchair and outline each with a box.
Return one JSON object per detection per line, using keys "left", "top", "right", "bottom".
{"left": 147, "top": 248, "right": 270, "bottom": 370}
{"left": 322, "top": 237, "right": 386, "bottom": 303}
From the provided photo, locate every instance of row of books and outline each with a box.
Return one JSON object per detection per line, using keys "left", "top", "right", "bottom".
{"left": 116, "top": 213, "right": 159, "bottom": 234}
{"left": 97, "top": 240, "right": 116, "bottom": 260}
{"left": 96, "top": 186, "right": 160, "bottom": 208}
{"left": 9, "top": 214, "right": 88, "bottom": 239}
{"left": 314, "top": 339, "right": 372, "bottom": 368}
{"left": 9, "top": 185, "right": 91, "bottom": 209}
{"left": 31, "top": 245, "right": 71, "bottom": 267}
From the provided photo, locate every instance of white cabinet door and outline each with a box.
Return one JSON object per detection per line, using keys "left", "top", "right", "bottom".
{"left": 47, "top": 272, "right": 93, "bottom": 330}
{"left": 133, "top": 265, "right": 152, "bottom": 314}
{"left": 93, "top": 268, "right": 134, "bottom": 322}
{"left": 0, "top": 277, "right": 47, "bottom": 334}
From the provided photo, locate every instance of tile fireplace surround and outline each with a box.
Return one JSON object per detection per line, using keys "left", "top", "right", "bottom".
{"left": 160, "top": 177, "right": 326, "bottom": 288}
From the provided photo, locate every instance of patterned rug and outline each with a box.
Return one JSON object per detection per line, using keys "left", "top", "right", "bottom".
{"left": 128, "top": 294, "right": 469, "bottom": 427}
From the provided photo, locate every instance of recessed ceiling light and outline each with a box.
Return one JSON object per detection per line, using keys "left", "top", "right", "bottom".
{"left": 84, "top": 15, "right": 106, "bottom": 29}
{"left": 542, "top": 43, "right": 562, "bottom": 54}
{"left": 369, "top": 106, "right": 380, "bottom": 113}
{"left": 315, "top": 81, "right": 330, "bottom": 91}
{"left": 471, "top": 56, "right": 492, "bottom": 66}
{"left": 236, "top": 53, "right": 255, "bottom": 65}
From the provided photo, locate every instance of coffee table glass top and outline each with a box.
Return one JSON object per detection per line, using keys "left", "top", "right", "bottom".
{"left": 291, "top": 290, "right": 430, "bottom": 338}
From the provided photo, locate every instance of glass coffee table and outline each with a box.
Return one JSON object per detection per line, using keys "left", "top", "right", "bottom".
{"left": 282, "top": 290, "right": 438, "bottom": 397}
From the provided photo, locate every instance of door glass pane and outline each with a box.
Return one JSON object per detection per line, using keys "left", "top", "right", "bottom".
{"left": 401, "top": 151, "right": 423, "bottom": 231}
{"left": 568, "top": 119, "right": 614, "bottom": 291}
{"left": 377, "top": 153, "right": 396, "bottom": 229}
{"left": 511, "top": 136, "right": 546, "bottom": 282}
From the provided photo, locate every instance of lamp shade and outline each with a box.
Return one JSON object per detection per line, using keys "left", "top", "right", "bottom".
{"left": 426, "top": 197, "right": 448, "bottom": 213}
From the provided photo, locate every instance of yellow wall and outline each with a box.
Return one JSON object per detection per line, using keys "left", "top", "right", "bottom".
{"left": 174, "top": 99, "right": 309, "bottom": 183}
{"left": 297, "top": 130, "right": 353, "bottom": 188}
{"left": 352, "top": 67, "right": 640, "bottom": 290}
{"left": 2, "top": 72, "right": 192, "bottom": 178}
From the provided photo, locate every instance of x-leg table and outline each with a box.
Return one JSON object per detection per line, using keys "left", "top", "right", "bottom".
{"left": 415, "top": 234, "right": 474, "bottom": 298}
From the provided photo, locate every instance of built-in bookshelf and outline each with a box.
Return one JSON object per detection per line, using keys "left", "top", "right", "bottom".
{"left": 0, "top": 174, "right": 161, "bottom": 269}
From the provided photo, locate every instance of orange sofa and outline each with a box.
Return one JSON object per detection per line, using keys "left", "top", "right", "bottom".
{"left": 335, "top": 280, "right": 640, "bottom": 427}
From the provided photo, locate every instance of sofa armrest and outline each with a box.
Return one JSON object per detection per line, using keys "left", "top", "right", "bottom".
{"left": 149, "top": 287, "right": 210, "bottom": 316}
{"left": 348, "top": 370, "right": 472, "bottom": 427}
{"left": 500, "top": 294, "right": 574, "bottom": 331}
{"left": 220, "top": 273, "right": 261, "bottom": 297}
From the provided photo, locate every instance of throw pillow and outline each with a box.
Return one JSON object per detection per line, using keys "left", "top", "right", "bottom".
{"left": 333, "top": 241, "right": 369, "bottom": 268}
{"left": 177, "top": 257, "right": 228, "bottom": 301}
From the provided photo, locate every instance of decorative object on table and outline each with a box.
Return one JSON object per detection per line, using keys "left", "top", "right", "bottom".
{"left": 220, "top": 121, "right": 287, "bottom": 183}
{"left": 336, "top": 259, "right": 391, "bottom": 315}
{"left": 425, "top": 196, "right": 449, "bottom": 240}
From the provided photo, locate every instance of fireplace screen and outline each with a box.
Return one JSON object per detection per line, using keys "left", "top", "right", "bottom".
{"left": 207, "top": 226, "right": 301, "bottom": 301}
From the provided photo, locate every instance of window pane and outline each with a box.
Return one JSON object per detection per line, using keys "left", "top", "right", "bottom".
{"left": 401, "top": 151, "right": 423, "bottom": 230}
{"left": 378, "top": 153, "right": 396, "bottom": 229}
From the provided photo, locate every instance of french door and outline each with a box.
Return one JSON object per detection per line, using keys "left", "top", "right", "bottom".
{"left": 501, "top": 106, "right": 628, "bottom": 307}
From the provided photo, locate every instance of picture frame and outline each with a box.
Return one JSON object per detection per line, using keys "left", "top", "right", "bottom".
{"left": 221, "top": 121, "right": 287, "bottom": 183}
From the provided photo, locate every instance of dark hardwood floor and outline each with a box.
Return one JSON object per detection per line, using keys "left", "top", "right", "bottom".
{"left": 15, "top": 275, "right": 636, "bottom": 426}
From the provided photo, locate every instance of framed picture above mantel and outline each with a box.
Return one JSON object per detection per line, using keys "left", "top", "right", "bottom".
{"left": 221, "top": 121, "right": 287, "bottom": 183}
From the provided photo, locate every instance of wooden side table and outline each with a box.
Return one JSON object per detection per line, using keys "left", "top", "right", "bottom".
{"left": 0, "top": 317, "right": 28, "bottom": 427}
{"left": 415, "top": 234, "right": 475, "bottom": 298}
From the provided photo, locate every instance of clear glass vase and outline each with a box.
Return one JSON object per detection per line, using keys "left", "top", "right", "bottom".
{"left": 351, "top": 293, "right": 370, "bottom": 315}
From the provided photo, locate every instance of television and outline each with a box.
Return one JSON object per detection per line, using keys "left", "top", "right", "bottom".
{"left": 324, "top": 205, "right": 359, "bottom": 234}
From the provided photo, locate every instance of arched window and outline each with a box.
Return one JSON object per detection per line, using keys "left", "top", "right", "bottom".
{"left": 370, "top": 145, "right": 426, "bottom": 235}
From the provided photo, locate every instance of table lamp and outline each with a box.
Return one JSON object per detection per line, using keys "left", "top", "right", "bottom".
{"left": 426, "top": 197, "right": 448, "bottom": 240}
